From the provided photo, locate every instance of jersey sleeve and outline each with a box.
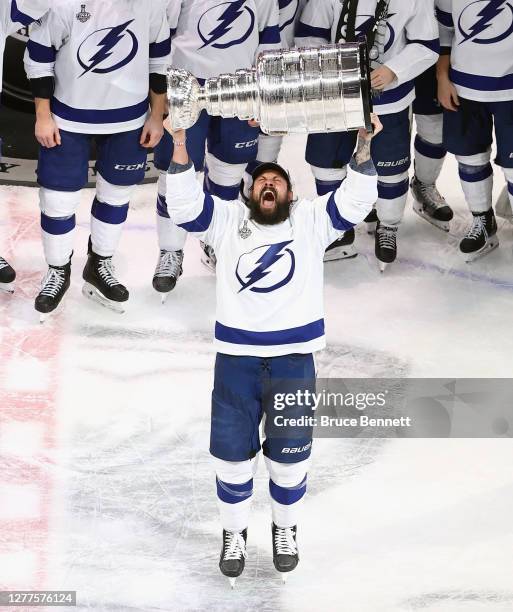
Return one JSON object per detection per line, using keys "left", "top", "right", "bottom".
{"left": 23, "top": 8, "right": 67, "bottom": 80}
{"left": 4, "top": 0, "right": 49, "bottom": 34}
{"left": 257, "top": 0, "right": 282, "bottom": 55}
{"left": 149, "top": 2, "right": 172, "bottom": 75}
{"left": 165, "top": 165, "right": 235, "bottom": 250}
{"left": 385, "top": 0, "right": 440, "bottom": 84}
{"left": 309, "top": 159, "right": 378, "bottom": 248}
{"left": 435, "top": 0, "right": 454, "bottom": 52}
{"left": 295, "top": 0, "right": 334, "bottom": 47}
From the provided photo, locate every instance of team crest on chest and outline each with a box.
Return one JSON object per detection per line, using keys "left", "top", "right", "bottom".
{"left": 458, "top": 0, "right": 513, "bottom": 45}
{"left": 76, "top": 4, "right": 91, "bottom": 23}
{"left": 236, "top": 241, "right": 295, "bottom": 294}
{"left": 197, "top": 0, "right": 255, "bottom": 50}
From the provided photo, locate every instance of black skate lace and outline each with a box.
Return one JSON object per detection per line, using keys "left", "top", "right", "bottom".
{"left": 40, "top": 268, "right": 66, "bottom": 297}
{"left": 465, "top": 215, "right": 487, "bottom": 240}
{"left": 223, "top": 532, "right": 247, "bottom": 561}
{"left": 154, "top": 250, "right": 183, "bottom": 278}
{"left": 98, "top": 258, "right": 119, "bottom": 287}
{"left": 377, "top": 225, "right": 397, "bottom": 250}
{"left": 0, "top": 257, "right": 8, "bottom": 271}
{"left": 274, "top": 527, "right": 297, "bottom": 556}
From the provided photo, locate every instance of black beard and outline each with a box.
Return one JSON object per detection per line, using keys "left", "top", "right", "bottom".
{"left": 248, "top": 192, "right": 291, "bottom": 226}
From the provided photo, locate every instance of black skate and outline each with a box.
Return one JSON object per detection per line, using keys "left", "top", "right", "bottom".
{"left": 459, "top": 209, "right": 498, "bottom": 263}
{"left": 272, "top": 523, "right": 299, "bottom": 581}
{"left": 375, "top": 222, "right": 398, "bottom": 273}
{"left": 411, "top": 176, "right": 453, "bottom": 232}
{"left": 200, "top": 241, "right": 217, "bottom": 273}
{"left": 324, "top": 228, "right": 357, "bottom": 262}
{"left": 35, "top": 261, "right": 71, "bottom": 322}
{"left": 0, "top": 256, "right": 16, "bottom": 294}
{"left": 364, "top": 208, "right": 378, "bottom": 235}
{"left": 152, "top": 249, "right": 183, "bottom": 303}
{"left": 82, "top": 248, "right": 128, "bottom": 313}
{"left": 219, "top": 528, "right": 247, "bottom": 588}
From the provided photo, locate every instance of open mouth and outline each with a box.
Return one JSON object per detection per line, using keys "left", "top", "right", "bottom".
{"left": 260, "top": 188, "right": 277, "bottom": 209}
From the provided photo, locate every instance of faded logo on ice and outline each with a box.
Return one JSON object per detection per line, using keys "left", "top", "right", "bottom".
{"left": 458, "top": 0, "right": 513, "bottom": 44}
{"left": 197, "top": 1, "right": 255, "bottom": 49}
{"left": 236, "top": 241, "right": 295, "bottom": 293}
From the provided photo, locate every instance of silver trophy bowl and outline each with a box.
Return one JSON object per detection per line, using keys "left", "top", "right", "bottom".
{"left": 167, "top": 41, "right": 372, "bottom": 135}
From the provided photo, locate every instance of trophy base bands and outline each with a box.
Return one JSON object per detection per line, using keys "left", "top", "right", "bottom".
{"left": 0, "top": 591, "right": 76, "bottom": 606}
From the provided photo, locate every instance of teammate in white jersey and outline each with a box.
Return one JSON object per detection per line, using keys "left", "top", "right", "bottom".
{"left": 151, "top": 0, "right": 281, "bottom": 299}
{"left": 0, "top": 0, "right": 50, "bottom": 294}
{"left": 436, "top": 0, "right": 513, "bottom": 261}
{"left": 164, "top": 113, "right": 381, "bottom": 583}
{"left": 24, "top": 0, "right": 170, "bottom": 319}
{"left": 296, "top": 0, "right": 439, "bottom": 271}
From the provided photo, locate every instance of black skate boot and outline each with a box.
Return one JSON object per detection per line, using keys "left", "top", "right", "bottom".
{"left": 200, "top": 241, "right": 217, "bottom": 273}
{"left": 459, "top": 209, "right": 498, "bottom": 262}
{"left": 35, "top": 261, "right": 71, "bottom": 322}
{"left": 364, "top": 208, "right": 378, "bottom": 235}
{"left": 82, "top": 243, "right": 128, "bottom": 313}
{"left": 152, "top": 249, "right": 183, "bottom": 303}
{"left": 0, "top": 256, "right": 16, "bottom": 294}
{"left": 219, "top": 528, "right": 247, "bottom": 588}
{"left": 375, "top": 222, "right": 398, "bottom": 273}
{"left": 272, "top": 523, "right": 299, "bottom": 581}
{"left": 324, "top": 228, "right": 357, "bottom": 262}
{"left": 411, "top": 176, "right": 453, "bottom": 232}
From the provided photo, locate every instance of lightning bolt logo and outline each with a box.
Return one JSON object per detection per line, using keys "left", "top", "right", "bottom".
{"left": 77, "top": 20, "right": 138, "bottom": 77}
{"left": 353, "top": 14, "right": 396, "bottom": 52}
{"left": 236, "top": 241, "right": 295, "bottom": 293}
{"left": 458, "top": 0, "right": 513, "bottom": 44}
{"left": 197, "top": 1, "right": 255, "bottom": 50}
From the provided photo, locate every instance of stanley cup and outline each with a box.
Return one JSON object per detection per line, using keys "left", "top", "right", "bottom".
{"left": 167, "top": 41, "right": 373, "bottom": 135}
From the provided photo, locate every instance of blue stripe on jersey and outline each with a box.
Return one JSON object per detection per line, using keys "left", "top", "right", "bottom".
{"left": 259, "top": 25, "right": 281, "bottom": 45}
{"left": 27, "top": 40, "right": 56, "bottom": 63}
{"left": 375, "top": 80, "right": 414, "bottom": 105}
{"left": 40, "top": 213, "right": 75, "bottom": 235}
{"left": 377, "top": 179, "right": 409, "bottom": 200}
{"left": 176, "top": 193, "right": 214, "bottom": 232}
{"left": 436, "top": 8, "right": 454, "bottom": 27}
{"left": 215, "top": 319, "right": 325, "bottom": 346}
{"left": 450, "top": 68, "right": 513, "bottom": 92}
{"left": 458, "top": 163, "right": 493, "bottom": 183}
{"left": 406, "top": 37, "right": 440, "bottom": 54}
{"left": 51, "top": 97, "right": 149, "bottom": 124}
{"left": 295, "top": 21, "right": 331, "bottom": 41}
{"left": 149, "top": 37, "right": 171, "bottom": 58}
{"left": 326, "top": 191, "right": 355, "bottom": 231}
{"left": 269, "top": 476, "right": 307, "bottom": 505}
{"left": 216, "top": 478, "right": 253, "bottom": 504}
{"left": 10, "top": 0, "right": 35, "bottom": 26}
{"left": 91, "top": 199, "right": 129, "bottom": 225}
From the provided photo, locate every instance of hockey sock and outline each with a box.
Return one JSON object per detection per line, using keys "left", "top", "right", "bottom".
{"left": 456, "top": 153, "right": 493, "bottom": 213}
{"left": 375, "top": 172, "right": 409, "bottom": 226}
{"left": 266, "top": 458, "right": 308, "bottom": 528}
{"left": 414, "top": 114, "right": 446, "bottom": 185}
{"left": 40, "top": 187, "right": 80, "bottom": 267}
{"left": 213, "top": 458, "right": 257, "bottom": 532}
{"left": 91, "top": 174, "right": 132, "bottom": 257}
{"left": 156, "top": 171, "right": 187, "bottom": 251}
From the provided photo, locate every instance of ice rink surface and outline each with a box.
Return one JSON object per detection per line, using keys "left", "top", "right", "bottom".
{"left": 1, "top": 135, "right": 513, "bottom": 612}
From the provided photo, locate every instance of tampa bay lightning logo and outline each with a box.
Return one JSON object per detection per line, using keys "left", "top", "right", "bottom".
{"left": 458, "top": 0, "right": 513, "bottom": 44}
{"left": 77, "top": 20, "right": 138, "bottom": 77}
{"left": 355, "top": 14, "right": 396, "bottom": 53}
{"left": 236, "top": 241, "right": 295, "bottom": 294}
{"left": 197, "top": 0, "right": 255, "bottom": 49}
{"left": 279, "top": 0, "right": 299, "bottom": 33}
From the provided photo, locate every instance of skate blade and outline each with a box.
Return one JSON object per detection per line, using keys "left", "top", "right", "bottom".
{"left": 280, "top": 573, "right": 288, "bottom": 584}
{"left": 412, "top": 201, "right": 450, "bottom": 233}
{"left": 160, "top": 293, "right": 169, "bottom": 305}
{"left": 323, "top": 245, "right": 358, "bottom": 262}
{"left": 82, "top": 282, "right": 125, "bottom": 314}
{"left": 463, "top": 236, "right": 499, "bottom": 263}
{"left": 366, "top": 222, "right": 377, "bottom": 235}
{"left": 378, "top": 261, "right": 388, "bottom": 273}
{"left": 39, "top": 312, "right": 49, "bottom": 324}
{"left": 0, "top": 283, "right": 15, "bottom": 295}
{"left": 228, "top": 578, "right": 236, "bottom": 589}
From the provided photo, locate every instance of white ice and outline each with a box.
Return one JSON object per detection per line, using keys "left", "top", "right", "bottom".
{"left": 1, "top": 135, "right": 513, "bottom": 612}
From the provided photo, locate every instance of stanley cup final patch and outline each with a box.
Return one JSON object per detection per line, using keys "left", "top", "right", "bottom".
{"left": 76, "top": 4, "right": 91, "bottom": 23}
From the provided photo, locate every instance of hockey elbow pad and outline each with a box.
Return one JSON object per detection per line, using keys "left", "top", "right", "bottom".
{"left": 30, "top": 76, "right": 55, "bottom": 99}
{"left": 150, "top": 73, "right": 167, "bottom": 95}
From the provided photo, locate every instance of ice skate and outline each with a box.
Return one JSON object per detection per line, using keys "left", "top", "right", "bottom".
{"left": 152, "top": 249, "right": 183, "bottom": 303}
{"left": 411, "top": 176, "right": 453, "bottom": 232}
{"left": 324, "top": 228, "right": 357, "bottom": 262}
{"left": 272, "top": 523, "right": 299, "bottom": 578}
{"left": 82, "top": 249, "right": 128, "bottom": 314}
{"left": 460, "top": 209, "right": 499, "bottom": 263}
{"left": 364, "top": 208, "right": 378, "bottom": 235}
{"left": 0, "top": 256, "right": 16, "bottom": 294}
{"left": 496, "top": 185, "right": 512, "bottom": 221}
{"left": 375, "top": 222, "right": 397, "bottom": 273}
{"left": 201, "top": 242, "right": 217, "bottom": 273}
{"left": 35, "top": 261, "right": 71, "bottom": 322}
{"left": 219, "top": 528, "right": 247, "bottom": 587}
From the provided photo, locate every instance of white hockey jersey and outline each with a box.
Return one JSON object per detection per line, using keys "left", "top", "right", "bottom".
{"left": 165, "top": 162, "right": 377, "bottom": 357}
{"left": 279, "top": 0, "right": 307, "bottom": 48}
{"left": 296, "top": 0, "right": 440, "bottom": 114}
{"left": 436, "top": 0, "right": 513, "bottom": 102}
{"left": 0, "top": 0, "right": 49, "bottom": 93}
{"left": 170, "top": 0, "right": 281, "bottom": 80}
{"left": 24, "top": 0, "right": 171, "bottom": 134}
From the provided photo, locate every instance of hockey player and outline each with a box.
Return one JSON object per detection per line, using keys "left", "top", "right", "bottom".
{"left": 152, "top": 0, "right": 281, "bottom": 299}
{"left": 0, "top": 0, "right": 50, "bottom": 294}
{"left": 24, "top": 0, "right": 170, "bottom": 318}
{"left": 436, "top": 0, "right": 513, "bottom": 261}
{"left": 296, "top": 0, "right": 439, "bottom": 270}
{"left": 411, "top": 66, "right": 454, "bottom": 232}
{"left": 164, "top": 113, "right": 382, "bottom": 583}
